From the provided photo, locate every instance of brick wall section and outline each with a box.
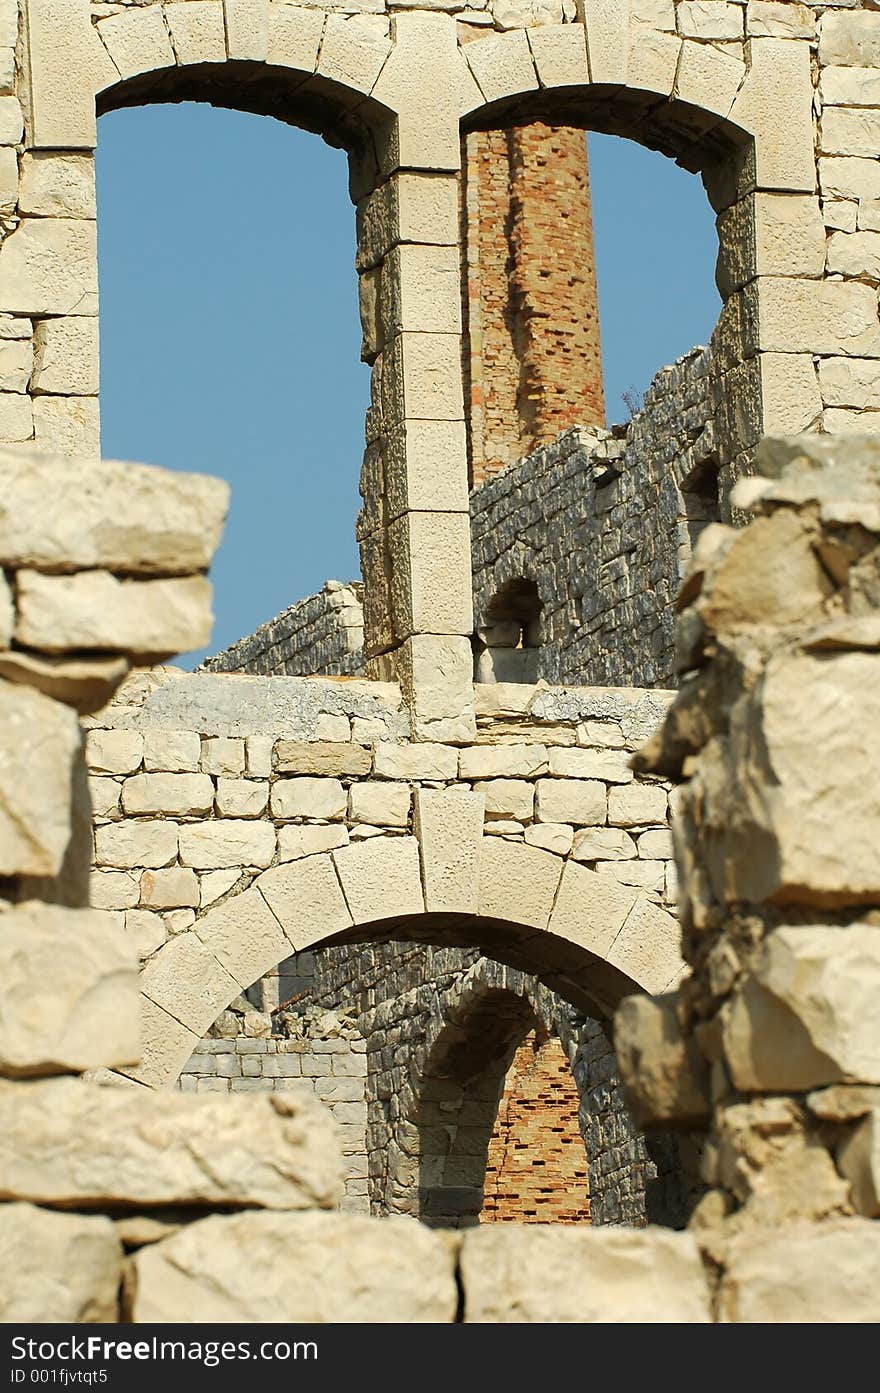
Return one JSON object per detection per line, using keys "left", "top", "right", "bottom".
{"left": 482, "top": 1030, "right": 591, "bottom": 1224}
{"left": 465, "top": 125, "right": 605, "bottom": 487}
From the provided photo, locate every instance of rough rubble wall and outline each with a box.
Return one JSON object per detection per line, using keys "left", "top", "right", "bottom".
{"left": 472, "top": 348, "right": 717, "bottom": 689}
{"left": 464, "top": 124, "right": 605, "bottom": 486}
{"left": 202, "top": 582, "right": 364, "bottom": 679}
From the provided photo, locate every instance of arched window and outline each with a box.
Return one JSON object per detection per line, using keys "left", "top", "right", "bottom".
{"left": 474, "top": 578, "right": 543, "bottom": 683}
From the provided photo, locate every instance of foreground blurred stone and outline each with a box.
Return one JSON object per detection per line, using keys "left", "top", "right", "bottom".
{"left": 0, "top": 1203, "right": 122, "bottom": 1323}
{"left": 126, "top": 1212, "right": 458, "bottom": 1323}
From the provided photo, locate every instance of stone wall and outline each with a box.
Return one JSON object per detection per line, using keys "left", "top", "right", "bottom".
{"left": 178, "top": 1018, "right": 370, "bottom": 1214}
{"left": 203, "top": 581, "right": 364, "bottom": 678}
{"left": 471, "top": 348, "right": 717, "bottom": 689}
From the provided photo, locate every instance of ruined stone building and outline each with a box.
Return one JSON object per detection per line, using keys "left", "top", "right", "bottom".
{"left": 1, "top": 0, "right": 879, "bottom": 1324}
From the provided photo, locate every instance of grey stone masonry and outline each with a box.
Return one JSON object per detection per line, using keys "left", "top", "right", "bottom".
{"left": 203, "top": 582, "right": 365, "bottom": 679}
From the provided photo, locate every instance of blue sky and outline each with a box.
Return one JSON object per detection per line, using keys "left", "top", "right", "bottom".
{"left": 96, "top": 105, "right": 720, "bottom": 666}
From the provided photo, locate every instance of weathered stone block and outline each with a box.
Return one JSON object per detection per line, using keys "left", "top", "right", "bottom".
{"left": 608, "top": 783, "right": 667, "bottom": 827}
{"left": 837, "top": 1110, "right": 880, "bottom": 1218}
{"left": 614, "top": 992, "right": 711, "bottom": 1128}
{"left": 415, "top": 785, "right": 484, "bottom": 915}
{"left": 718, "top": 1219, "right": 880, "bottom": 1322}
{"left": 536, "top": 777, "right": 606, "bottom": 826}
{"left": 94, "top": 820, "right": 178, "bottom": 870}
{"left": 473, "top": 777, "right": 534, "bottom": 822}
{"left": 0, "top": 1203, "right": 122, "bottom": 1323}
{"left": 127, "top": 1211, "right": 457, "bottom": 1322}
{"left": 139, "top": 867, "right": 199, "bottom": 911}
{"left": 461, "top": 1226, "right": 711, "bottom": 1322}
{"left": 270, "top": 777, "right": 346, "bottom": 821}
{"left": 86, "top": 729, "right": 143, "bottom": 775}
{"left": 0, "top": 1077, "right": 342, "bottom": 1210}
{"left": 121, "top": 773, "right": 214, "bottom": 818}
{"left": 214, "top": 778, "right": 269, "bottom": 818}
{"left": 274, "top": 741, "right": 370, "bottom": 776}
{"left": 16, "top": 571, "right": 213, "bottom": 657}
{"left": 0, "top": 681, "right": 80, "bottom": 877}
{"left": 0, "top": 902, "right": 139, "bottom": 1076}
{"left": 349, "top": 780, "right": 411, "bottom": 828}
{"left": 178, "top": 820, "right": 276, "bottom": 869}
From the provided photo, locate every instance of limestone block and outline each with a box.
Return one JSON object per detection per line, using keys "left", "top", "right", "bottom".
{"left": 536, "top": 777, "right": 606, "bottom": 826}
{"left": 314, "top": 16, "right": 390, "bottom": 98}
{"left": 819, "top": 156, "right": 880, "bottom": 204}
{"left": 717, "top": 194, "right": 826, "bottom": 294}
{"left": 0, "top": 1204, "right": 122, "bottom": 1323}
{"left": 465, "top": 29, "right": 537, "bottom": 104}
{"left": 460, "top": 745, "right": 548, "bottom": 779}
{"left": 128, "top": 1211, "right": 457, "bottom": 1322}
{"left": 274, "top": 741, "right": 370, "bottom": 776}
{"left": 96, "top": 9, "right": 176, "bottom": 80}
{"left": 837, "top": 1111, "right": 880, "bottom": 1218}
{"left": 0, "top": 94, "right": 21, "bottom": 145}
{"left": 723, "top": 925, "right": 880, "bottom": 1091}
{"left": 583, "top": 0, "right": 628, "bottom": 83}
{"left": 277, "top": 823, "right": 350, "bottom": 862}
{"left": 0, "top": 649, "right": 124, "bottom": 716}
{"left": 827, "top": 230, "right": 880, "bottom": 280}
{"left": 627, "top": 24, "right": 680, "bottom": 95}
{"left": 16, "top": 571, "right": 213, "bottom": 657}
{"left": 0, "top": 453, "right": 228, "bottom": 574}
{"left": 680, "top": 1, "right": 742, "bottom": 39}
{"left": 0, "top": 338, "right": 33, "bottom": 392}
{"left": 0, "top": 681, "right": 80, "bottom": 878}
{"left": 143, "top": 730, "right": 201, "bottom": 773}
{"left": 165, "top": 2, "right": 227, "bottom": 65}
{"left": 385, "top": 418, "right": 469, "bottom": 518}
{"left": 524, "top": 822, "right": 573, "bottom": 856}
{"left": 759, "top": 353, "right": 822, "bottom": 434}
{"left": 88, "top": 776, "right": 120, "bottom": 820}
{"left": 199, "top": 868, "right": 241, "bottom": 908}
{"left": 674, "top": 38, "right": 744, "bottom": 119}
{"left": 461, "top": 1226, "right": 710, "bottom": 1322}
{"left": 139, "top": 930, "right": 241, "bottom": 1037}
{"left": 374, "top": 741, "right": 457, "bottom": 780}
{"left": 823, "top": 409, "right": 880, "bottom": 435}
{"left": 382, "top": 243, "right": 461, "bottom": 337}
{"left": 474, "top": 777, "right": 535, "bottom": 822}
{"left": 608, "top": 783, "right": 667, "bottom": 826}
{"left": 178, "top": 820, "right": 275, "bottom": 869}
{"left": 372, "top": 13, "right": 479, "bottom": 172}
{"left": 614, "top": 992, "right": 710, "bottom": 1128}
{"left": 727, "top": 651, "right": 880, "bottom": 903}
{"left": 547, "top": 860, "right": 636, "bottom": 959}
{"left": 599, "top": 859, "right": 665, "bottom": 894}
{"left": 729, "top": 40, "right": 814, "bottom": 194}
{"left": 116, "top": 994, "right": 194, "bottom": 1087}
{"left": 824, "top": 107, "right": 880, "bottom": 161}
{"left": 256, "top": 855, "right": 353, "bottom": 948}
{"left": 201, "top": 736, "right": 244, "bottom": 775}
{"left": 478, "top": 837, "right": 562, "bottom": 931}
{"left": 0, "top": 1076, "right": 342, "bottom": 1210}
{"left": 0, "top": 147, "right": 15, "bottom": 210}
{"left": 819, "top": 11, "right": 880, "bottom": 67}
{"left": 414, "top": 785, "right": 483, "bottom": 915}
{"left": 267, "top": 3, "right": 324, "bottom": 72}
{"left": 33, "top": 395, "right": 101, "bottom": 457}
{"left": 383, "top": 331, "right": 464, "bottom": 425}
{"left": 139, "top": 867, "right": 199, "bottom": 911}
{"left": 638, "top": 828, "right": 673, "bottom": 858}
{"left": 95, "top": 818, "right": 179, "bottom": 871}
{"left": 0, "top": 392, "right": 33, "bottom": 442}
{"left": 820, "top": 357, "right": 880, "bottom": 410}
{"left": 548, "top": 747, "right": 633, "bottom": 783}
{"left": 808, "top": 1085, "right": 880, "bottom": 1125}
{"left": 746, "top": 1, "right": 813, "bottom": 41}
{"left": 224, "top": 0, "right": 268, "bottom": 60}
{"left": 333, "top": 836, "right": 424, "bottom": 924}
{"left": 121, "top": 773, "right": 214, "bottom": 818}
{"left": 821, "top": 64, "right": 880, "bottom": 109}
{"left": 397, "top": 634, "right": 476, "bottom": 744}
{"left": 527, "top": 24, "right": 589, "bottom": 89}
{"left": 86, "top": 729, "right": 143, "bottom": 775}
{"left": 0, "top": 902, "right": 139, "bottom": 1076}
{"left": 718, "top": 1220, "right": 880, "bottom": 1322}
{"left": 270, "top": 776, "right": 346, "bottom": 821}
{"left": 214, "top": 778, "right": 268, "bottom": 818}
{"left": 31, "top": 317, "right": 98, "bottom": 396}
{"left": 193, "top": 884, "right": 289, "bottom": 989}
{"left": 90, "top": 870, "right": 138, "bottom": 911}
{"left": 572, "top": 827, "right": 637, "bottom": 861}
{"left": 349, "top": 780, "right": 411, "bottom": 827}
{"left": 246, "top": 735, "right": 273, "bottom": 777}
{"left": 26, "top": 0, "right": 119, "bottom": 148}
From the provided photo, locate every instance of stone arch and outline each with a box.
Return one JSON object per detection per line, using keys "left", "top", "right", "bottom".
{"left": 120, "top": 830, "right": 684, "bottom": 1090}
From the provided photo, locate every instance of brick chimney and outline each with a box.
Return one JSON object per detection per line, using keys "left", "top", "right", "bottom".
{"left": 464, "top": 124, "right": 606, "bottom": 488}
